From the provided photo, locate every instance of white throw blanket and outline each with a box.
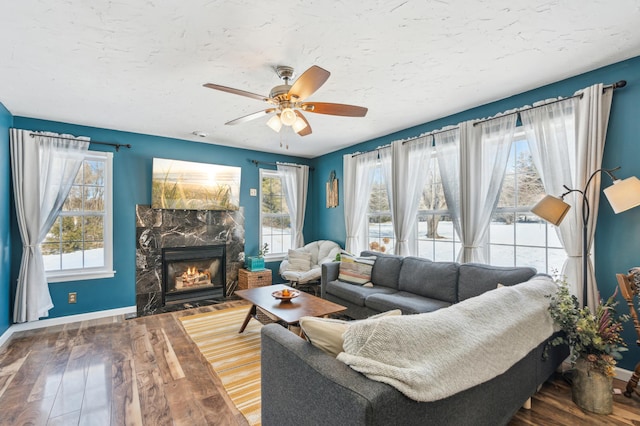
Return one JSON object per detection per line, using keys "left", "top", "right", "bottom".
{"left": 336, "top": 277, "right": 558, "bottom": 402}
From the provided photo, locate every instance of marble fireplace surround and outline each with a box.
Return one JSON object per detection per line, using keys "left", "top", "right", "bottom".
{"left": 135, "top": 205, "right": 245, "bottom": 317}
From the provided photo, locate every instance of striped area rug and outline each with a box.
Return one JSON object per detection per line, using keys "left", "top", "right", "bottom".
{"left": 180, "top": 306, "right": 262, "bottom": 425}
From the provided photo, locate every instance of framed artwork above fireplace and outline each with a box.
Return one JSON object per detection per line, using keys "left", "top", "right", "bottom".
{"left": 151, "top": 158, "right": 241, "bottom": 210}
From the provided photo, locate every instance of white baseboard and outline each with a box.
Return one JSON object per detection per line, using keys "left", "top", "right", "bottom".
{"left": 0, "top": 306, "right": 136, "bottom": 349}
{"left": 616, "top": 367, "right": 633, "bottom": 383}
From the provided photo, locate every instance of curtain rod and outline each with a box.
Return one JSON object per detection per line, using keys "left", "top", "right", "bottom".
{"left": 351, "top": 143, "right": 390, "bottom": 158}
{"left": 29, "top": 132, "right": 132, "bottom": 151}
{"left": 357, "top": 79, "right": 627, "bottom": 154}
{"left": 250, "top": 159, "right": 315, "bottom": 171}
{"left": 472, "top": 80, "right": 626, "bottom": 127}
{"left": 401, "top": 127, "right": 459, "bottom": 145}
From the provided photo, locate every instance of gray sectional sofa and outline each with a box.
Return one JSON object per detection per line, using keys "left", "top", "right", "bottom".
{"left": 261, "top": 252, "right": 568, "bottom": 425}
{"left": 321, "top": 251, "right": 540, "bottom": 319}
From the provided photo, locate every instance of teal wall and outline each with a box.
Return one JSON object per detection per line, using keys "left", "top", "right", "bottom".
{"left": 10, "top": 118, "right": 311, "bottom": 318}
{"left": 0, "top": 102, "right": 12, "bottom": 336}
{"left": 312, "top": 56, "right": 640, "bottom": 371}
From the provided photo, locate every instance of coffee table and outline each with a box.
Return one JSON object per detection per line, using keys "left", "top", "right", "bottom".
{"left": 235, "top": 284, "right": 347, "bottom": 333}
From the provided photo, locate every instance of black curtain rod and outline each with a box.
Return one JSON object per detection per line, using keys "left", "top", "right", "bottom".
{"left": 250, "top": 159, "right": 315, "bottom": 171}
{"left": 29, "top": 132, "right": 131, "bottom": 151}
{"left": 359, "top": 79, "right": 628, "bottom": 153}
{"left": 351, "top": 144, "right": 390, "bottom": 158}
{"left": 472, "top": 80, "right": 626, "bottom": 127}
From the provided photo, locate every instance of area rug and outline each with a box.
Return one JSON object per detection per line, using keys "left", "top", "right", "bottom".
{"left": 179, "top": 306, "right": 262, "bottom": 425}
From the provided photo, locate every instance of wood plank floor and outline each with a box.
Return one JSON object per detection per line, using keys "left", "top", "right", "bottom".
{"left": 1, "top": 301, "right": 640, "bottom": 425}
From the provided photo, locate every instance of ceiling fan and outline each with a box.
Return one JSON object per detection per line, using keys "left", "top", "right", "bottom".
{"left": 203, "top": 65, "right": 368, "bottom": 137}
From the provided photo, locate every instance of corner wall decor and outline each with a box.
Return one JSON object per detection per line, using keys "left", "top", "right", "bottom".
{"left": 326, "top": 170, "right": 338, "bottom": 208}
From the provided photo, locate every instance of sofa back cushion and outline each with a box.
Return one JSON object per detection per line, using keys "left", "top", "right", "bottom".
{"left": 398, "top": 257, "right": 459, "bottom": 303}
{"left": 458, "top": 263, "right": 537, "bottom": 301}
{"left": 360, "top": 251, "right": 404, "bottom": 289}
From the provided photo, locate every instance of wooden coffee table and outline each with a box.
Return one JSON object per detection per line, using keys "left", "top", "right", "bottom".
{"left": 235, "top": 284, "right": 347, "bottom": 333}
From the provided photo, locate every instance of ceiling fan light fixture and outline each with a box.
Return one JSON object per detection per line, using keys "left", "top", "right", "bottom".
{"left": 266, "top": 114, "right": 282, "bottom": 132}
{"left": 292, "top": 116, "right": 308, "bottom": 133}
{"left": 280, "top": 108, "right": 297, "bottom": 126}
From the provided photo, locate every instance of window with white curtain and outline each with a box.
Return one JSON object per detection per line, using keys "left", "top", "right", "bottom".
{"left": 260, "top": 169, "right": 292, "bottom": 256}
{"left": 415, "top": 154, "right": 459, "bottom": 261}
{"left": 487, "top": 131, "right": 566, "bottom": 273}
{"left": 41, "top": 151, "right": 114, "bottom": 282}
{"left": 367, "top": 161, "right": 394, "bottom": 254}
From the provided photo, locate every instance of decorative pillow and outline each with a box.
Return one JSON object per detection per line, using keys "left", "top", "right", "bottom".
{"left": 338, "top": 254, "right": 375, "bottom": 285}
{"left": 299, "top": 309, "right": 402, "bottom": 357}
{"left": 287, "top": 249, "right": 312, "bottom": 272}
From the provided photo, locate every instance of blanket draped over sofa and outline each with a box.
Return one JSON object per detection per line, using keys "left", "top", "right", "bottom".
{"left": 336, "top": 277, "right": 558, "bottom": 402}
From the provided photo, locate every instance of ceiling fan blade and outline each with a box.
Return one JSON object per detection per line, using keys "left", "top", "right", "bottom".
{"left": 294, "top": 110, "right": 312, "bottom": 136}
{"left": 287, "top": 66, "right": 330, "bottom": 101}
{"left": 300, "top": 102, "right": 368, "bottom": 117}
{"left": 203, "top": 83, "right": 268, "bottom": 102}
{"left": 225, "top": 108, "right": 275, "bottom": 125}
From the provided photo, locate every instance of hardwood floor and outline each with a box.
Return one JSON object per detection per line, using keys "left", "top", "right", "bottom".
{"left": 1, "top": 302, "right": 640, "bottom": 425}
{"left": 0, "top": 301, "right": 250, "bottom": 426}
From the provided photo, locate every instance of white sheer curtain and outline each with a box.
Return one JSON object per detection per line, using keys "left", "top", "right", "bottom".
{"left": 521, "top": 98, "right": 579, "bottom": 297}
{"left": 434, "top": 126, "right": 463, "bottom": 258}
{"left": 10, "top": 129, "right": 89, "bottom": 322}
{"left": 378, "top": 145, "right": 393, "bottom": 246}
{"left": 459, "top": 115, "right": 517, "bottom": 262}
{"left": 575, "top": 84, "right": 613, "bottom": 310}
{"left": 343, "top": 151, "right": 378, "bottom": 254}
{"left": 380, "top": 138, "right": 433, "bottom": 255}
{"left": 522, "top": 83, "right": 612, "bottom": 311}
{"left": 276, "top": 162, "right": 309, "bottom": 249}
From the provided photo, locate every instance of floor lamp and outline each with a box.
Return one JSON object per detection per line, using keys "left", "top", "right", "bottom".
{"left": 531, "top": 167, "right": 640, "bottom": 308}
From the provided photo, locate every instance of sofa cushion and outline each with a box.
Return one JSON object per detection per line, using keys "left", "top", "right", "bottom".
{"left": 299, "top": 309, "right": 402, "bottom": 357}
{"left": 365, "top": 291, "right": 452, "bottom": 314}
{"left": 458, "top": 263, "right": 537, "bottom": 301}
{"left": 397, "top": 257, "right": 459, "bottom": 303}
{"left": 338, "top": 254, "right": 375, "bottom": 285}
{"left": 360, "top": 251, "right": 404, "bottom": 289}
{"left": 326, "top": 280, "right": 397, "bottom": 306}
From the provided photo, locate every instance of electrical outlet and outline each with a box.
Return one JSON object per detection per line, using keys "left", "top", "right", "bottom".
{"left": 68, "top": 292, "right": 77, "bottom": 304}
{"left": 250, "top": 188, "right": 257, "bottom": 196}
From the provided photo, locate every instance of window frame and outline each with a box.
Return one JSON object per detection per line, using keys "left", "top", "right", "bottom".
{"left": 45, "top": 150, "right": 115, "bottom": 283}
{"left": 486, "top": 130, "right": 565, "bottom": 274}
{"left": 366, "top": 160, "right": 394, "bottom": 254}
{"left": 259, "top": 168, "right": 291, "bottom": 261}
{"left": 414, "top": 152, "right": 458, "bottom": 262}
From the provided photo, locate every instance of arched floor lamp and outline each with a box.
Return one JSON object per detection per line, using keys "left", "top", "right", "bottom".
{"left": 531, "top": 167, "right": 640, "bottom": 307}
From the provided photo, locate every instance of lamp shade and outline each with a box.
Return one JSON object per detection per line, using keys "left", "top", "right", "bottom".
{"left": 603, "top": 176, "right": 640, "bottom": 214}
{"left": 292, "top": 116, "right": 308, "bottom": 133}
{"left": 266, "top": 115, "right": 282, "bottom": 132}
{"left": 280, "top": 108, "right": 297, "bottom": 126}
{"left": 531, "top": 195, "right": 571, "bottom": 226}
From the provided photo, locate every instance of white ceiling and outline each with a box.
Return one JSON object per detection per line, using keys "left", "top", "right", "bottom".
{"left": 1, "top": 1, "right": 640, "bottom": 158}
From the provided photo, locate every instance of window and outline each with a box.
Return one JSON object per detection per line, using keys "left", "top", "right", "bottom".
{"left": 416, "top": 155, "right": 459, "bottom": 261}
{"left": 367, "top": 162, "right": 394, "bottom": 254}
{"left": 260, "top": 169, "right": 291, "bottom": 257}
{"left": 487, "top": 133, "right": 566, "bottom": 273}
{"left": 41, "top": 151, "right": 114, "bottom": 282}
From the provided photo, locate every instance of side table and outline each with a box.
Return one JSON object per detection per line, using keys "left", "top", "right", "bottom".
{"left": 237, "top": 268, "right": 272, "bottom": 290}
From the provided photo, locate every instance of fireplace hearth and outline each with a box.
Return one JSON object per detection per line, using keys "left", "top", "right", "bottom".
{"left": 162, "top": 245, "right": 226, "bottom": 305}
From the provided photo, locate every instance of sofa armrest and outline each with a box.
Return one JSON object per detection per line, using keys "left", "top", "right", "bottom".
{"left": 321, "top": 262, "right": 340, "bottom": 298}
{"left": 261, "top": 324, "right": 400, "bottom": 426}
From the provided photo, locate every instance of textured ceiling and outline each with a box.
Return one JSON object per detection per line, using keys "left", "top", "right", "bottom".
{"left": 1, "top": 1, "right": 640, "bottom": 158}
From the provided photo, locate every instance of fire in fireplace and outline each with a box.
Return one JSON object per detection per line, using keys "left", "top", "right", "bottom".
{"left": 161, "top": 244, "right": 226, "bottom": 305}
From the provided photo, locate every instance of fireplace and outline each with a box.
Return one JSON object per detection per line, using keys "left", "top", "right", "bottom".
{"left": 162, "top": 244, "right": 226, "bottom": 305}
